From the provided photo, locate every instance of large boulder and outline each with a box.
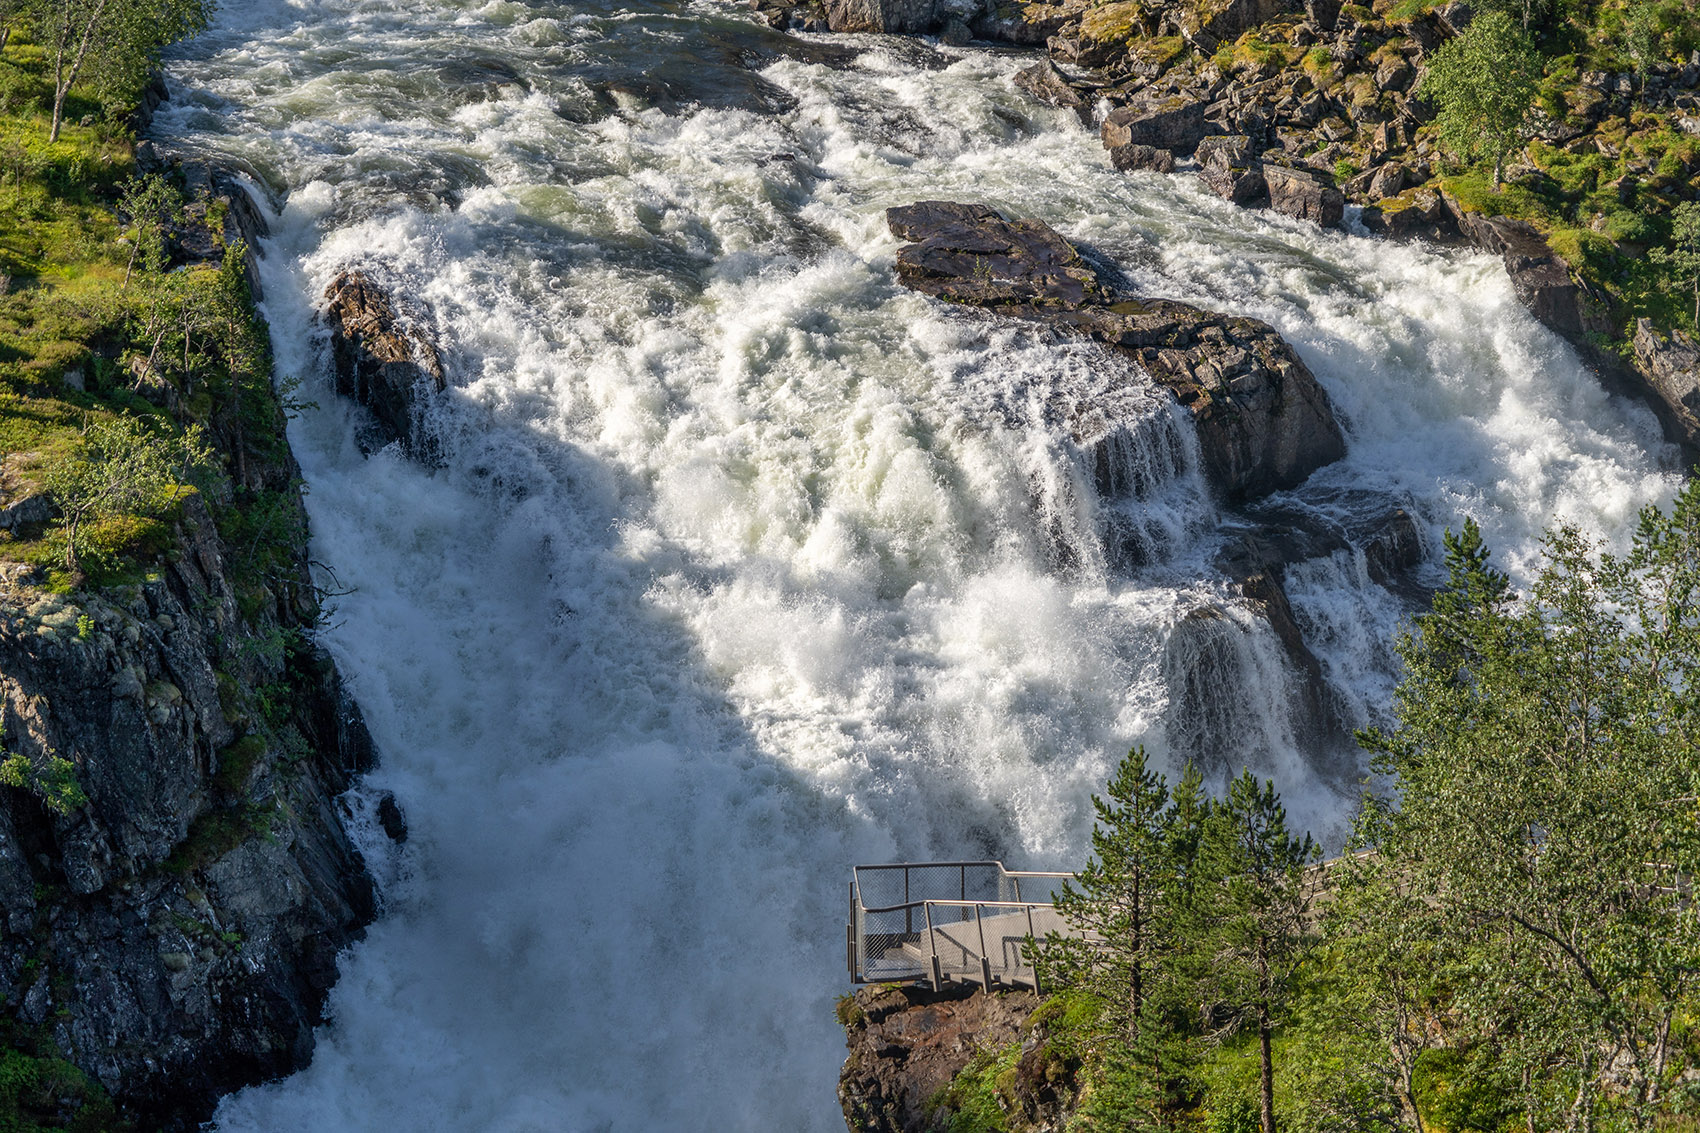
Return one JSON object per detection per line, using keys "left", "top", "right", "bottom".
{"left": 1110, "top": 143, "right": 1179, "bottom": 173}
{"left": 1263, "top": 163, "right": 1345, "bottom": 228}
{"left": 888, "top": 201, "right": 1347, "bottom": 499}
{"left": 1197, "top": 133, "right": 1268, "bottom": 204}
{"left": 1102, "top": 95, "right": 1211, "bottom": 156}
{"left": 322, "top": 271, "right": 447, "bottom": 463}
{"left": 825, "top": 0, "right": 937, "bottom": 32}
{"left": 1631, "top": 319, "right": 1700, "bottom": 450}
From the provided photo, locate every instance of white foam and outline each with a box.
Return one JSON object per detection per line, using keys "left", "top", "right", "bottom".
{"left": 143, "top": 3, "right": 1683, "bottom": 1128}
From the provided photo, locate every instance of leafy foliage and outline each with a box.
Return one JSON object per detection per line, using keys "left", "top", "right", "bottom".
{"left": 37, "top": 412, "right": 211, "bottom": 574}
{"left": 1012, "top": 483, "right": 1700, "bottom": 1131}
{"left": 0, "top": 750, "right": 83, "bottom": 814}
{"left": 21, "top": 0, "right": 213, "bottom": 140}
{"left": 1418, "top": 11, "right": 1542, "bottom": 186}
{"left": 1650, "top": 201, "right": 1700, "bottom": 327}
{"left": 1358, "top": 483, "right": 1700, "bottom": 1128}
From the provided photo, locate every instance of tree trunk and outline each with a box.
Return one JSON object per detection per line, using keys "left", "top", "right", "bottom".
{"left": 62, "top": 516, "right": 80, "bottom": 574}
{"left": 1259, "top": 1005, "right": 1275, "bottom": 1133}
{"left": 1129, "top": 871, "right": 1142, "bottom": 1045}
{"left": 0, "top": 26, "right": 10, "bottom": 55}
{"left": 48, "top": 0, "right": 114, "bottom": 144}
{"left": 1258, "top": 937, "right": 1274, "bottom": 1133}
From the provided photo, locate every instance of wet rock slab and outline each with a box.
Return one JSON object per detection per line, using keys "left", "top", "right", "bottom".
{"left": 888, "top": 200, "right": 1347, "bottom": 500}
{"left": 322, "top": 270, "right": 447, "bottom": 464}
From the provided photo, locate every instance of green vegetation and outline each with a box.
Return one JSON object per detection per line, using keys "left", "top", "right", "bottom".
{"left": 39, "top": 414, "right": 210, "bottom": 574}
{"left": 1401, "top": 0, "right": 1700, "bottom": 337}
{"left": 931, "top": 1041, "right": 1024, "bottom": 1133}
{"left": 1650, "top": 200, "right": 1700, "bottom": 326}
{"left": 1419, "top": 11, "right": 1542, "bottom": 186}
{"left": 164, "top": 800, "right": 279, "bottom": 875}
{"left": 999, "top": 479, "right": 1700, "bottom": 1132}
{"left": 0, "top": 751, "right": 82, "bottom": 815}
{"left": 0, "top": 1047, "right": 121, "bottom": 1132}
{"left": 7, "top": 0, "right": 212, "bottom": 142}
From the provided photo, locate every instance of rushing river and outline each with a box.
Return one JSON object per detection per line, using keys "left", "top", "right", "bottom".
{"left": 152, "top": 1, "right": 1680, "bottom": 1127}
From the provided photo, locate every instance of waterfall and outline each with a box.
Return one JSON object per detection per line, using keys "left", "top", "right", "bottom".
{"left": 141, "top": 1, "right": 1683, "bottom": 1126}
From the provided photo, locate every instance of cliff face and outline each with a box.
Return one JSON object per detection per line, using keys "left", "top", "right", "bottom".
{"left": 0, "top": 147, "right": 381, "bottom": 1127}
{"left": 838, "top": 984, "right": 1075, "bottom": 1133}
{"left": 0, "top": 495, "right": 375, "bottom": 1129}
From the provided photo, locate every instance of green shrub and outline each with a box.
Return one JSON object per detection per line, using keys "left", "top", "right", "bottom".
{"left": 0, "top": 1047, "right": 122, "bottom": 1132}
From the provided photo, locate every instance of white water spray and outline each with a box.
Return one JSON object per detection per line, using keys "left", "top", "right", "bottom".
{"left": 146, "top": 1, "right": 1681, "bottom": 1127}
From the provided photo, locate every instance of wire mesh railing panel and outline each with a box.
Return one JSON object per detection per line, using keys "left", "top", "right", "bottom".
{"left": 849, "top": 861, "right": 1079, "bottom": 990}
{"left": 856, "top": 903, "right": 927, "bottom": 982}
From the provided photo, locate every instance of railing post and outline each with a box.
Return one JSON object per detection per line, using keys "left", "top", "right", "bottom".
{"left": 960, "top": 864, "right": 966, "bottom": 901}
{"left": 849, "top": 881, "right": 857, "bottom": 982}
{"left": 925, "top": 903, "right": 941, "bottom": 992}
{"left": 976, "top": 906, "right": 993, "bottom": 989}
{"left": 905, "top": 868, "right": 912, "bottom": 937}
{"left": 1025, "top": 905, "right": 1040, "bottom": 994}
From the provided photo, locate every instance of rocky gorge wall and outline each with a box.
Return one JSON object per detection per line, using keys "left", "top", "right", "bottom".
{"left": 0, "top": 97, "right": 389, "bottom": 1128}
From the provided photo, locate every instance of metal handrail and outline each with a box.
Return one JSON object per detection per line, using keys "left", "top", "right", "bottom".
{"left": 859, "top": 897, "right": 1061, "bottom": 915}
{"left": 847, "top": 860, "right": 1077, "bottom": 992}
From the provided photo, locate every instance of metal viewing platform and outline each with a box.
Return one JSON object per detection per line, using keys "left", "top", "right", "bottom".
{"left": 846, "top": 861, "right": 1076, "bottom": 993}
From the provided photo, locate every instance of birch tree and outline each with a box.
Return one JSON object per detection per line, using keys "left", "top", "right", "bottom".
{"left": 1360, "top": 488, "right": 1700, "bottom": 1129}
{"left": 30, "top": 0, "right": 213, "bottom": 142}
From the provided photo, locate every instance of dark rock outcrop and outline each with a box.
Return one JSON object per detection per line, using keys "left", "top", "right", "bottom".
{"left": 888, "top": 201, "right": 1347, "bottom": 499}
{"left": 323, "top": 271, "right": 448, "bottom": 463}
{"left": 1631, "top": 319, "right": 1700, "bottom": 449}
{"left": 0, "top": 533, "right": 375, "bottom": 1130}
{"left": 0, "top": 409, "right": 378, "bottom": 1131}
{"left": 1263, "top": 163, "right": 1345, "bottom": 228}
{"left": 838, "top": 983, "right": 1041, "bottom": 1133}
{"left": 826, "top": 0, "right": 937, "bottom": 32}
{"left": 1454, "top": 213, "right": 1585, "bottom": 338}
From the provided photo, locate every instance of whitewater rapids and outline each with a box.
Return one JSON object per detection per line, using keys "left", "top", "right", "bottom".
{"left": 149, "top": 1, "right": 1680, "bottom": 1127}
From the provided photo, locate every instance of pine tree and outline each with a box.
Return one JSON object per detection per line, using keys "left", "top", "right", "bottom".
{"left": 1037, "top": 748, "right": 1198, "bottom": 1128}
{"left": 1041, "top": 748, "right": 1171, "bottom": 1042}
{"left": 1190, "top": 772, "right": 1319, "bottom": 1133}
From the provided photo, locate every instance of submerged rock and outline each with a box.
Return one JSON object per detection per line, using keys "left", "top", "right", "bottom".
{"left": 322, "top": 270, "right": 447, "bottom": 464}
{"left": 887, "top": 200, "right": 1347, "bottom": 499}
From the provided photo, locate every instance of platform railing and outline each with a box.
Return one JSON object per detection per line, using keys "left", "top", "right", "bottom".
{"left": 847, "top": 861, "right": 1075, "bottom": 992}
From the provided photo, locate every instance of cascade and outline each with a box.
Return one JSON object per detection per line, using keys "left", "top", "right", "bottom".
{"left": 142, "top": 1, "right": 1681, "bottom": 1126}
